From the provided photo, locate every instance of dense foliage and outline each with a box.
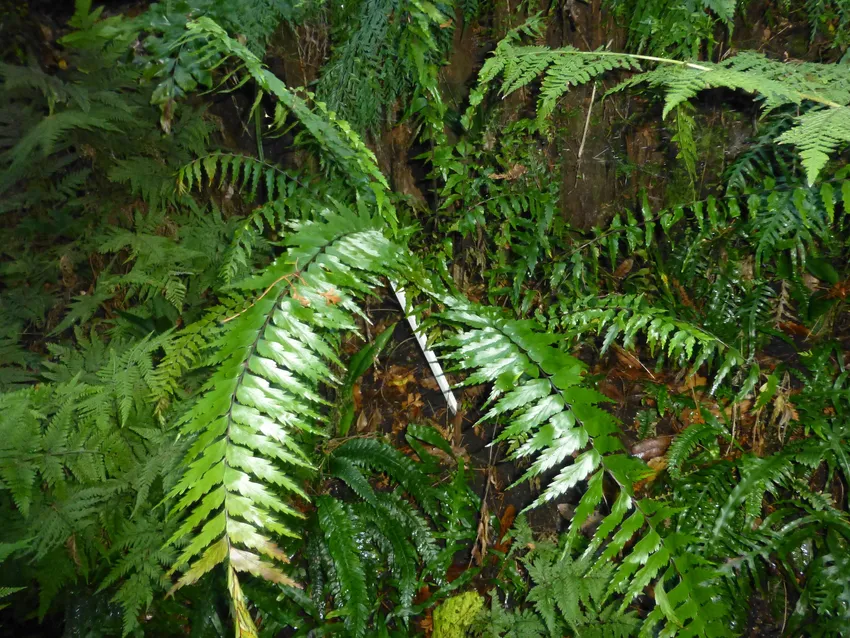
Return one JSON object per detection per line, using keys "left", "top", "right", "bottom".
{"left": 2, "top": 0, "right": 850, "bottom": 636}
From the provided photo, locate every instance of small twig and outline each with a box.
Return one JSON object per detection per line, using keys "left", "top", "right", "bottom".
{"left": 577, "top": 82, "right": 597, "bottom": 164}
{"left": 221, "top": 265, "right": 300, "bottom": 324}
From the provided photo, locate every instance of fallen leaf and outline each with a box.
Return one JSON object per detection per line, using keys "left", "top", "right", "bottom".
{"left": 320, "top": 288, "right": 341, "bottom": 304}
{"left": 291, "top": 290, "right": 310, "bottom": 307}
{"left": 491, "top": 164, "right": 527, "bottom": 180}
{"left": 613, "top": 258, "right": 634, "bottom": 280}
{"left": 681, "top": 374, "right": 707, "bottom": 392}
{"left": 498, "top": 504, "right": 516, "bottom": 543}
{"left": 630, "top": 435, "right": 673, "bottom": 461}
{"left": 778, "top": 321, "right": 810, "bottom": 338}
{"left": 355, "top": 410, "right": 368, "bottom": 433}
{"left": 385, "top": 365, "right": 415, "bottom": 390}
{"left": 352, "top": 382, "right": 362, "bottom": 411}
{"left": 420, "top": 376, "right": 440, "bottom": 392}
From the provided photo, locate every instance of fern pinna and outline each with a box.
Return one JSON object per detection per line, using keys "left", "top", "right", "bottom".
{"left": 166, "top": 205, "right": 404, "bottom": 636}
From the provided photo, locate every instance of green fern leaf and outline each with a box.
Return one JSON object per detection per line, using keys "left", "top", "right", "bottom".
{"left": 332, "top": 437, "right": 439, "bottom": 518}
{"left": 777, "top": 107, "right": 850, "bottom": 185}
{"left": 317, "top": 495, "right": 370, "bottom": 636}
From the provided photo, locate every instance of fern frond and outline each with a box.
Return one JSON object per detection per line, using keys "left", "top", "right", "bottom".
{"left": 317, "top": 495, "right": 370, "bottom": 636}
{"left": 559, "top": 294, "right": 745, "bottom": 392}
{"left": 178, "top": 19, "right": 391, "bottom": 193}
{"left": 667, "top": 417, "right": 726, "bottom": 480}
{"left": 166, "top": 205, "right": 404, "bottom": 632}
{"left": 711, "top": 453, "right": 796, "bottom": 545}
{"left": 441, "top": 295, "right": 737, "bottom": 635}
{"left": 777, "top": 106, "right": 850, "bottom": 185}
{"left": 352, "top": 500, "right": 419, "bottom": 611}
{"left": 330, "top": 437, "right": 439, "bottom": 518}
{"left": 473, "top": 37, "right": 850, "bottom": 182}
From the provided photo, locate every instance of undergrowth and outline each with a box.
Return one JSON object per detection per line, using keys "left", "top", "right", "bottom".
{"left": 1, "top": 1, "right": 850, "bottom": 637}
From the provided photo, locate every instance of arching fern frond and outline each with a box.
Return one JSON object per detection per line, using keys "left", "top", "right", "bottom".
{"left": 177, "top": 152, "right": 292, "bottom": 202}
{"left": 440, "top": 297, "right": 630, "bottom": 507}
{"left": 166, "top": 205, "right": 404, "bottom": 635}
{"left": 177, "top": 18, "right": 391, "bottom": 193}
{"left": 557, "top": 294, "right": 746, "bottom": 393}
{"left": 472, "top": 32, "right": 850, "bottom": 182}
{"left": 439, "top": 296, "right": 735, "bottom": 636}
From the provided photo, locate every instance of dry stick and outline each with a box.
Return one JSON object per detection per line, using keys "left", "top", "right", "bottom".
{"left": 577, "top": 82, "right": 597, "bottom": 163}
{"left": 573, "top": 82, "right": 597, "bottom": 191}
{"left": 469, "top": 420, "right": 500, "bottom": 569}
{"left": 222, "top": 266, "right": 301, "bottom": 324}
{"left": 392, "top": 284, "right": 458, "bottom": 415}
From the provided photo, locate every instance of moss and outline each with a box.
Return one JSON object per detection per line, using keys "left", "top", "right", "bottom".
{"left": 433, "top": 591, "right": 485, "bottom": 638}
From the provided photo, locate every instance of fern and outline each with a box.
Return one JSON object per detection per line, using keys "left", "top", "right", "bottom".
{"left": 471, "top": 32, "right": 850, "bottom": 182}
{"left": 178, "top": 18, "right": 392, "bottom": 192}
{"left": 317, "top": 495, "right": 370, "bottom": 634}
{"left": 478, "top": 523, "right": 641, "bottom": 637}
{"left": 317, "top": 0, "right": 450, "bottom": 134}
{"left": 666, "top": 417, "right": 726, "bottom": 480}
{"left": 440, "top": 295, "right": 742, "bottom": 635}
{"left": 271, "top": 430, "right": 471, "bottom": 634}
{"left": 177, "top": 152, "right": 345, "bottom": 284}
{"left": 604, "top": 0, "right": 731, "bottom": 58}
{"left": 330, "top": 436, "right": 440, "bottom": 519}
{"left": 558, "top": 294, "right": 746, "bottom": 393}
{"left": 777, "top": 106, "right": 850, "bottom": 185}
{"left": 166, "top": 205, "right": 404, "bottom": 635}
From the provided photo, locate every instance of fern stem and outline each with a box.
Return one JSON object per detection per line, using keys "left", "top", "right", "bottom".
{"left": 551, "top": 49, "right": 711, "bottom": 72}
{"left": 552, "top": 50, "right": 845, "bottom": 109}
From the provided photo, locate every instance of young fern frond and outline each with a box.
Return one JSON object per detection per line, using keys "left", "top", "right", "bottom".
{"left": 316, "top": 495, "right": 370, "bottom": 635}
{"left": 666, "top": 418, "right": 726, "bottom": 480}
{"left": 330, "top": 437, "right": 439, "bottom": 519}
{"left": 166, "top": 206, "right": 404, "bottom": 634}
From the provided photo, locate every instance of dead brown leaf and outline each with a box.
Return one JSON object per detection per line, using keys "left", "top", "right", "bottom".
{"left": 630, "top": 435, "right": 673, "bottom": 461}
{"left": 291, "top": 290, "right": 310, "bottom": 307}
{"left": 491, "top": 164, "right": 528, "bottom": 180}
{"left": 320, "top": 288, "right": 341, "bottom": 305}
{"left": 680, "top": 374, "right": 707, "bottom": 392}
{"left": 420, "top": 376, "right": 440, "bottom": 392}
{"left": 384, "top": 365, "right": 415, "bottom": 391}
{"left": 471, "top": 500, "right": 490, "bottom": 567}
{"left": 613, "top": 258, "right": 634, "bottom": 280}
{"left": 355, "top": 410, "right": 368, "bottom": 433}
